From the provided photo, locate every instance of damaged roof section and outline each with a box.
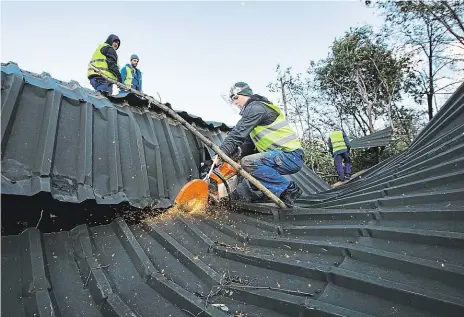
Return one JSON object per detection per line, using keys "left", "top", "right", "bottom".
{"left": 243, "top": 82, "right": 464, "bottom": 212}
{"left": 1, "top": 75, "right": 464, "bottom": 317}
{"left": 1, "top": 62, "right": 329, "bottom": 209}
{"left": 350, "top": 126, "right": 393, "bottom": 149}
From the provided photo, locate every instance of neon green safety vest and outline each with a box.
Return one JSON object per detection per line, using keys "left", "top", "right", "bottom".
{"left": 87, "top": 43, "right": 120, "bottom": 80}
{"left": 123, "top": 65, "right": 133, "bottom": 87}
{"left": 249, "top": 102, "right": 302, "bottom": 153}
{"left": 330, "top": 130, "right": 347, "bottom": 153}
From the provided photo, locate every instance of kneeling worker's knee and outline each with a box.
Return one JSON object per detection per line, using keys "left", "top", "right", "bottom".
{"left": 240, "top": 156, "right": 253, "bottom": 172}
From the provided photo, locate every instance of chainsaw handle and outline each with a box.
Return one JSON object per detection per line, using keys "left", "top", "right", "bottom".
{"left": 203, "top": 158, "right": 218, "bottom": 182}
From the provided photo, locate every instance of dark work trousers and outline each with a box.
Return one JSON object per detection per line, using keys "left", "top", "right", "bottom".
{"left": 89, "top": 76, "right": 112, "bottom": 95}
{"left": 240, "top": 149, "right": 304, "bottom": 197}
{"left": 334, "top": 151, "right": 352, "bottom": 181}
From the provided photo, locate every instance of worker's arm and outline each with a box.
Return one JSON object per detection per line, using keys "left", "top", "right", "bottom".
{"left": 101, "top": 46, "right": 122, "bottom": 82}
{"left": 343, "top": 131, "right": 351, "bottom": 151}
{"left": 240, "top": 136, "right": 256, "bottom": 156}
{"left": 138, "top": 70, "right": 142, "bottom": 92}
{"left": 230, "top": 136, "right": 256, "bottom": 161}
{"left": 327, "top": 137, "right": 333, "bottom": 155}
{"left": 219, "top": 102, "right": 266, "bottom": 157}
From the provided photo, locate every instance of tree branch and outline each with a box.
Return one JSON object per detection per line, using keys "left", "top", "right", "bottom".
{"left": 434, "top": 80, "right": 463, "bottom": 92}
{"left": 420, "top": 0, "right": 464, "bottom": 47}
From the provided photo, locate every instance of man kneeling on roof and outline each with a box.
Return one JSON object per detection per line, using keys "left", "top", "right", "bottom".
{"left": 87, "top": 34, "right": 122, "bottom": 96}
{"left": 215, "top": 82, "right": 305, "bottom": 207}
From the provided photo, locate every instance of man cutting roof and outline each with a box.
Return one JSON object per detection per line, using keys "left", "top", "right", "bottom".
{"left": 215, "top": 82, "right": 305, "bottom": 207}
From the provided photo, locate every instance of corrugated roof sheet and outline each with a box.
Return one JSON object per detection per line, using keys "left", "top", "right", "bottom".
{"left": 350, "top": 126, "right": 393, "bottom": 149}
{"left": 2, "top": 65, "right": 464, "bottom": 316}
{"left": 2, "top": 202, "right": 463, "bottom": 317}
{"left": 1, "top": 62, "right": 330, "bottom": 209}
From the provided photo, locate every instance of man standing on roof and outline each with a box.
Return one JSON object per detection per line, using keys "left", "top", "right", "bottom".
{"left": 215, "top": 82, "right": 305, "bottom": 207}
{"left": 87, "top": 34, "right": 122, "bottom": 96}
{"left": 328, "top": 127, "right": 352, "bottom": 182}
{"left": 120, "top": 54, "right": 143, "bottom": 92}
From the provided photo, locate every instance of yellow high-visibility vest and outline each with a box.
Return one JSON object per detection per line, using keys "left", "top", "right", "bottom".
{"left": 330, "top": 130, "right": 347, "bottom": 152}
{"left": 87, "top": 43, "right": 119, "bottom": 80}
{"left": 123, "top": 65, "right": 133, "bottom": 87}
{"left": 249, "top": 102, "right": 302, "bottom": 153}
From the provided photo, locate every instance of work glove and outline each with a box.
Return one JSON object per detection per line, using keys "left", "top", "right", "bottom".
{"left": 211, "top": 155, "right": 221, "bottom": 166}
{"left": 230, "top": 147, "right": 242, "bottom": 161}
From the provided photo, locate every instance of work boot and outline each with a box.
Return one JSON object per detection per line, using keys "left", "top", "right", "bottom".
{"left": 280, "top": 182, "right": 302, "bottom": 208}
{"left": 345, "top": 174, "right": 351, "bottom": 180}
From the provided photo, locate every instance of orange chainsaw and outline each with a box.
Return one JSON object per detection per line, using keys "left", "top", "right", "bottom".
{"left": 208, "top": 161, "right": 240, "bottom": 202}
{"left": 174, "top": 160, "right": 240, "bottom": 212}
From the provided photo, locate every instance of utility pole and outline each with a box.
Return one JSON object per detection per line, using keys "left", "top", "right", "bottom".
{"left": 279, "top": 76, "right": 289, "bottom": 117}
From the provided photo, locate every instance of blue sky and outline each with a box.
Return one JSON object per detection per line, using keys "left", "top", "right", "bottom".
{"left": 1, "top": 1, "right": 382, "bottom": 126}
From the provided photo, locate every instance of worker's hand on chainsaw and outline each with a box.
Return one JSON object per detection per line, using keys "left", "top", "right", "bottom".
{"left": 212, "top": 155, "right": 221, "bottom": 166}
{"left": 230, "top": 147, "right": 242, "bottom": 161}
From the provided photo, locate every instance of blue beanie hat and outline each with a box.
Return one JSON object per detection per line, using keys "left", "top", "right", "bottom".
{"left": 130, "top": 54, "right": 139, "bottom": 60}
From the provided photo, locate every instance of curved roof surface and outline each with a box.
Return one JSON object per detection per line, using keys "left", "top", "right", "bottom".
{"left": 2, "top": 63, "right": 464, "bottom": 317}
{"left": 350, "top": 126, "right": 393, "bottom": 149}
{"left": 1, "top": 62, "right": 330, "bottom": 209}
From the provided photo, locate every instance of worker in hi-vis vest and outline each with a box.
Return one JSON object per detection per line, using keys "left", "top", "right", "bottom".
{"left": 214, "top": 82, "right": 305, "bottom": 207}
{"left": 328, "top": 128, "right": 352, "bottom": 182}
{"left": 120, "top": 54, "right": 142, "bottom": 92}
{"left": 87, "top": 34, "right": 122, "bottom": 96}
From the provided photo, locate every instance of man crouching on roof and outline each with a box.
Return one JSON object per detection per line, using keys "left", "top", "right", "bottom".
{"left": 214, "top": 82, "right": 305, "bottom": 208}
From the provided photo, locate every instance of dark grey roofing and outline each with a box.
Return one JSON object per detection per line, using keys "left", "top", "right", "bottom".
{"left": 350, "top": 126, "right": 393, "bottom": 149}
{"left": 2, "top": 72, "right": 464, "bottom": 315}
{"left": 2, "top": 203, "right": 463, "bottom": 317}
{"left": 1, "top": 62, "right": 329, "bottom": 209}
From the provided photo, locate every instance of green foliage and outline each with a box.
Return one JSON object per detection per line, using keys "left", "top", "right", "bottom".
{"left": 314, "top": 25, "right": 417, "bottom": 134}
{"left": 300, "top": 139, "right": 335, "bottom": 184}
{"left": 266, "top": 2, "right": 462, "bottom": 183}
{"left": 374, "top": 0, "right": 463, "bottom": 120}
{"left": 377, "top": 0, "right": 464, "bottom": 47}
{"left": 391, "top": 106, "right": 427, "bottom": 147}
{"left": 350, "top": 148, "right": 382, "bottom": 173}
